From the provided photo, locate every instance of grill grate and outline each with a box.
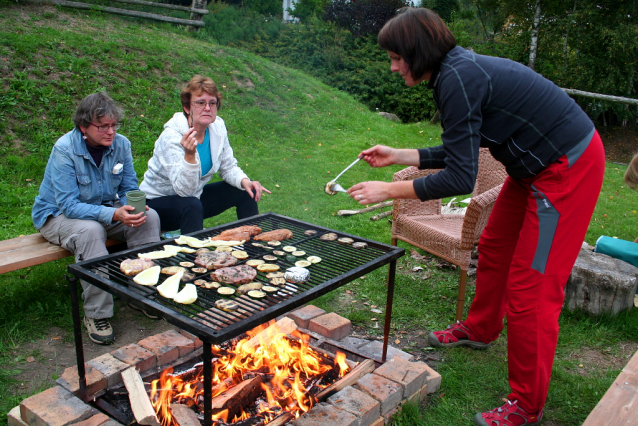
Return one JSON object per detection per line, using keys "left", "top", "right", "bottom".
{"left": 68, "top": 213, "right": 404, "bottom": 343}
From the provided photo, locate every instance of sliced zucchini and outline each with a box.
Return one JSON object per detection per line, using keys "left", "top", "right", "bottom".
{"left": 262, "top": 285, "right": 278, "bottom": 293}
{"left": 217, "top": 287, "right": 236, "bottom": 297}
{"left": 215, "top": 299, "right": 239, "bottom": 312}
{"left": 282, "top": 246, "right": 296, "bottom": 252}
{"left": 307, "top": 256, "right": 322, "bottom": 264}
{"left": 247, "top": 290, "right": 267, "bottom": 299}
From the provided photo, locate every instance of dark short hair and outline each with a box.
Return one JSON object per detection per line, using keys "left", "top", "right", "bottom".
{"left": 378, "top": 7, "right": 456, "bottom": 80}
{"left": 180, "top": 75, "right": 223, "bottom": 112}
{"left": 72, "top": 92, "right": 123, "bottom": 129}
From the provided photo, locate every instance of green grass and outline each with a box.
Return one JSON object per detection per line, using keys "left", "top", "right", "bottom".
{"left": 1, "top": 3, "right": 637, "bottom": 425}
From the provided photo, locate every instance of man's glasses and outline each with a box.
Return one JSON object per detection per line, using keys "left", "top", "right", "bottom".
{"left": 89, "top": 123, "right": 122, "bottom": 133}
{"left": 191, "top": 100, "right": 218, "bottom": 109}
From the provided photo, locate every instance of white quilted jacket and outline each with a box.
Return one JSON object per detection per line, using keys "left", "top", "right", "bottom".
{"left": 140, "top": 112, "right": 248, "bottom": 199}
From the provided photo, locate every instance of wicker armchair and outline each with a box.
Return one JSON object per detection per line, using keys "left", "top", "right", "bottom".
{"left": 391, "top": 148, "right": 508, "bottom": 321}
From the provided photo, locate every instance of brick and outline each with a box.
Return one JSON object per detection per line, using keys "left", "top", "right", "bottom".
{"left": 287, "top": 305, "right": 326, "bottom": 329}
{"left": 110, "top": 343, "right": 157, "bottom": 374}
{"left": 290, "top": 403, "right": 358, "bottom": 426}
{"left": 20, "top": 386, "right": 97, "bottom": 426}
{"left": 56, "top": 364, "right": 108, "bottom": 397}
{"left": 70, "top": 413, "right": 115, "bottom": 426}
{"left": 328, "top": 386, "right": 380, "bottom": 426}
{"left": 355, "top": 373, "right": 403, "bottom": 416}
{"left": 356, "top": 341, "right": 413, "bottom": 362}
{"left": 138, "top": 329, "right": 195, "bottom": 367}
{"left": 373, "top": 357, "right": 428, "bottom": 398}
{"left": 87, "top": 354, "right": 131, "bottom": 388}
{"left": 422, "top": 364, "right": 441, "bottom": 394}
{"left": 178, "top": 329, "right": 203, "bottom": 350}
{"left": 308, "top": 313, "right": 351, "bottom": 341}
{"left": 8, "top": 406, "right": 27, "bottom": 426}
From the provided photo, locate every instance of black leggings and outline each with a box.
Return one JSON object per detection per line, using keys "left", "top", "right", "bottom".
{"left": 147, "top": 181, "right": 258, "bottom": 235}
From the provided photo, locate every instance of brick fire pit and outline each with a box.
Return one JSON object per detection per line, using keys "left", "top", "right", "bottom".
{"left": 9, "top": 306, "right": 441, "bottom": 426}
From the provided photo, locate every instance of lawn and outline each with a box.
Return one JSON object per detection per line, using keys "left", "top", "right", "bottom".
{"left": 0, "top": 3, "right": 637, "bottom": 426}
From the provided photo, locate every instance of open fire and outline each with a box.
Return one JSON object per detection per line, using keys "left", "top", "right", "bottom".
{"left": 149, "top": 320, "right": 350, "bottom": 426}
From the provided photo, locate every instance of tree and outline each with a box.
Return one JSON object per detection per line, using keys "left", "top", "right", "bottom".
{"left": 324, "top": 0, "right": 413, "bottom": 38}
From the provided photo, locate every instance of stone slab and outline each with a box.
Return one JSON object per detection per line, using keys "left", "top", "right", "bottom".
{"left": 336, "top": 336, "right": 371, "bottom": 352}
{"left": 20, "top": 386, "right": 97, "bottom": 426}
{"left": 290, "top": 403, "right": 358, "bottom": 426}
{"left": 355, "top": 373, "right": 403, "bottom": 416}
{"left": 328, "top": 385, "right": 380, "bottom": 426}
{"left": 566, "top": 249, "right": 638, "bottom": 315}
{"left": 110, "top": 343, "right": 157, "bottom": 374}
{"left": 356, "top": 340, "right": 414, "bottom": 362}
{"left": 138, "top": 331, "right": 181, "bottom": 367}
{"left": 178, "top": 330, "right": 203, "bottom": 350}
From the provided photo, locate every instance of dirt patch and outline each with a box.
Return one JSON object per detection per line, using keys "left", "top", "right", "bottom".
{"left": 561, "top": 341, "right": 637, "bottom": 377}
{"left": 8, "top": 299, "right": 174, "bottom": 397}
{"left": 599, "top": 125, "right": 638, "bottom": 164}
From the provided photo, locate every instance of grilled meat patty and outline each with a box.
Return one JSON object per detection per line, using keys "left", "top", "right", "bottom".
{"left": 211, "top": 232, "right": 251, "bottom": 241}
{"left": 210, "top": 265, "right": 257, "bottom": 285}
{"left": 219, "top": 225, "right": 262, "bottom": 237}
{"left": 194, "top": 251, "right": 238, "bottom": 270}
{"left": 253, "top": 229, "right": 294, "bottom": 241}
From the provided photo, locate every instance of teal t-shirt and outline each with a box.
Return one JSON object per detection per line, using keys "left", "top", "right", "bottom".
{"left": 197, "top": 128, "right": 212, "bottom": 176}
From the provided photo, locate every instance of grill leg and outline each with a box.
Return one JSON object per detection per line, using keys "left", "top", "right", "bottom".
{"left": 382, "top": 260, "right": 397, "bottom": 363}
{"left": 66, "top": 274, "right": 88, "bottom": 402}
{"left": 203, "top": 342, "right": 212, "bottom": 426}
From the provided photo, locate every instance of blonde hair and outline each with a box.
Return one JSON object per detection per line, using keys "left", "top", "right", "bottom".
{"left": 625, "top": 153, "right": 638, "bottom": 190}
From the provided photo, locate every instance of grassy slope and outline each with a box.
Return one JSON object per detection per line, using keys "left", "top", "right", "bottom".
{"left": 0, "top": 3, "right": 637, "bottom": 426}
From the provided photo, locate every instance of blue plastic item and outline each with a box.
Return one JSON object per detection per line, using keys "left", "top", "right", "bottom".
{"left": 594, "top": 236, "right": 638, "bottom": 293}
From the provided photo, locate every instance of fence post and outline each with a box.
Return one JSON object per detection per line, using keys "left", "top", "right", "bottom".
{"left": 190, "top": 0, "right": 207, "bottom": 31}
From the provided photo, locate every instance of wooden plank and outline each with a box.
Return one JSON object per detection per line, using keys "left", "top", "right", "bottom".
{"left": 26, "top": 0, "right": 206, "bottom": 27}
{"left": 121, "top": 367, "right": 161, "bottom": 426}
{"left": 0, "top": 233, "right": 120, "bottom": 274}
{"left": 582, "top": 351, "right": 638, "bottom": 425}
{"left": 110, "top": 0, "right": 208, "bottom": 14}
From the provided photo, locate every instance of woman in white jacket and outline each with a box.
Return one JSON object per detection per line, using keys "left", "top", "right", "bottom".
{"left": 140, "top": 75, "right": 269, "bottom": 234}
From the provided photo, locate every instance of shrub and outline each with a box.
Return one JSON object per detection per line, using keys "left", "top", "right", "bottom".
{"left": 324, "top": 0, "right": 412, "bottom": 38}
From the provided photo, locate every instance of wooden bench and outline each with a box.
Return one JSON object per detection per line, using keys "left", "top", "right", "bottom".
{"left": 582, "top": 349, "right": 638, "bottom": 425}
{"left": 0, "top": 233, "right": 122, "bottom": 274}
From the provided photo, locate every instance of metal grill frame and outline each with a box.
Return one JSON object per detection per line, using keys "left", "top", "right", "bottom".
{"left": 65, "top": 213, "right": 404, "bottom": 425}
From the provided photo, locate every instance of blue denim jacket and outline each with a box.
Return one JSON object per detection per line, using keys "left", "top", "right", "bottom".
{"left": 32, "top": 128, "right": 140, "bottom": 229}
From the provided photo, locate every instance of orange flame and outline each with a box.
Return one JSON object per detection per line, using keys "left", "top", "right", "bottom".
{"left": 149, "top": 320, "right": 350, "bottom": 425}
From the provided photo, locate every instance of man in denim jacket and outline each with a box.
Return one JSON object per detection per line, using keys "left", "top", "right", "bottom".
{"left": 32, "top": 92, "right": 160, "bottom": 345}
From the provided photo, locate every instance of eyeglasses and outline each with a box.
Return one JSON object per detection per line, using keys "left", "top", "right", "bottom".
{"left": 191, "top": 100, "right": 218, "bottom": 109}
{"left": 89, "top": 122, "right": 122, "bottom": 133}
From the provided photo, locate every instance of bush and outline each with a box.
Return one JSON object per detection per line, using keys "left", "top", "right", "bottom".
{"left": 324, "top": 0, "right": 411, "bottom": 38}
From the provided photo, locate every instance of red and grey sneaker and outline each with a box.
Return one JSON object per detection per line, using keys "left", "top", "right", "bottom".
{"left": 473, "top": 400, "right": 543, "bottom": 426}
{"left": 427, "top": 320, "right": 492, "bottom": 349}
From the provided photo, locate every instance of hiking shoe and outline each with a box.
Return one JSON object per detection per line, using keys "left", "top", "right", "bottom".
{"left": 428, "top": 320, "right": 492, "bottom": 349}
{"left": 473, "top": 400, "right": 543, "bottom": 426}
{"left": 84, "top": 317, "right": 115, "bottom": 345}
{"left": 128, "top": 302, "right": 162, "bottom": 320}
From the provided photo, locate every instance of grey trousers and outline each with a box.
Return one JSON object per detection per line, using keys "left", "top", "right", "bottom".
{"left": 39, "top": 203, "right": 161, "bottom": 319}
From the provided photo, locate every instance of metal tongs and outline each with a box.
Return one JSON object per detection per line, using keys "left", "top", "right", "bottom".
{"left": 325, "top": 157, "right": 361, "bottom": 195}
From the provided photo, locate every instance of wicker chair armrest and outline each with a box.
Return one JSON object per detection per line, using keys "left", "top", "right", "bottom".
{"left": 392, "top": 167, "right": 444, "bottom": 217}
{"left": 459, "top": 183, "right": 503, "bottom": 250}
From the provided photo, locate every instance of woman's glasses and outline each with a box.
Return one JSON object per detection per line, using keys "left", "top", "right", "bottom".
{"left": 191, "top": 100, "right": 218, "bottom": 109}
{"left": 89, "top": 123, "right": 122, "bottom": 133}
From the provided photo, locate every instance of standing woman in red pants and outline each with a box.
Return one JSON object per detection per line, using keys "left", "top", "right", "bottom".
{"left": 348, "top": 8, "right": 605, "bottom": 426}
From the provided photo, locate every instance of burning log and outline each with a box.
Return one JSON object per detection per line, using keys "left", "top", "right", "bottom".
{"left": 315, "top": 359, "right": 375, "bottom": 400}
{"left": 210, "top": 375, "right": 264, "bottom": 419}
{"left": 243, "top": 317, "right": 297, "bottom": 351}
{"left": 170, "top": 403, "right": 201, "bottom": 426}
{"left": 121, "top": 367, "right": 161, "bottom": 426}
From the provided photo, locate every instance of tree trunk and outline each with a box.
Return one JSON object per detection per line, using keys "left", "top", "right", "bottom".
{"left": 528, "top": 0, "right": 542, "bottom": 70}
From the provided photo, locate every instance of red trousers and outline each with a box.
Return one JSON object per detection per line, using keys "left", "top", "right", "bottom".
{"left": 465, "top": 130, "right": 605, "bottom": 414}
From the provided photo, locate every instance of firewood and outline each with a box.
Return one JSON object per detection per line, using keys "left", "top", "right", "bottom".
{"left": 210, "top": 376, "right": 263, "bottom": 418}
{"left": 170, "top": 403, "right": 201, "bottom": 426}
{"left": 315, "top": 359, "right": 375, "bottom": 400}
{"left": 337, "top": 201, "right": 393, "bottom": 216}
{"left": 370, "top": 210, "right": 392, "bottom": 221}
{"left": 121, "top": 367, "right": 160, "bottom": 426}
{"left": 243, "top": 317, "right": 297, "bottom": 351}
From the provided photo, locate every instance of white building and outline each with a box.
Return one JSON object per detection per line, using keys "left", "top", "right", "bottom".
{"left": 282, "top": 0, "right": 299, "bottom": 22}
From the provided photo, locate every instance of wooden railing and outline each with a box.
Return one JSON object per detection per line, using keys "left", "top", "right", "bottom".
{"left": 26, "top": 0, "right": 208, "bottom": 28}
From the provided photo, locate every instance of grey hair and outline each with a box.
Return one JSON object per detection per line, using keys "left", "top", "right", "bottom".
{"left": 72, "top": 92, "right": 123, "bottom": 129}
{"left": 625, "top": 153, "right": 638, "bottom": 191}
